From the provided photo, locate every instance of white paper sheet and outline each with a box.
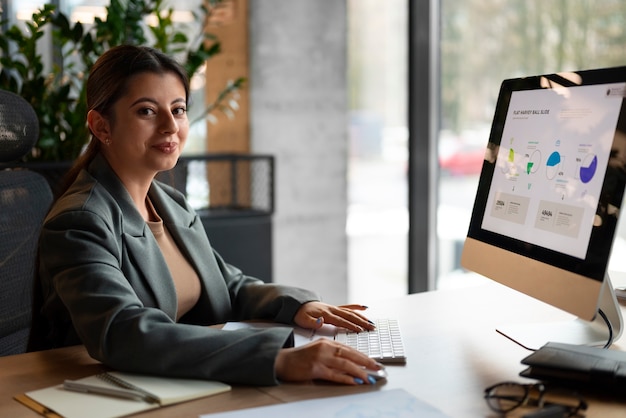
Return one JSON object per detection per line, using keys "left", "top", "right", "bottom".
{"left": 199, "top": 388, "right": 450, "bottom": 418}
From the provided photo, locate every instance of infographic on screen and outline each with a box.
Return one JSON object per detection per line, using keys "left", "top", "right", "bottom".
{"left": 481, "top": 82, "right": 625, "bottom": 259}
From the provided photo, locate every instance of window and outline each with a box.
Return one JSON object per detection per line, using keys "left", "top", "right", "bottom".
{"left": 438, "top": 0, "right": 626, "bottom": 288}
{"left": 352, "top": 0, "right": 626, "bottom": 298}
{"left": 347, "top": 0, "right": 409, "bottom": 302}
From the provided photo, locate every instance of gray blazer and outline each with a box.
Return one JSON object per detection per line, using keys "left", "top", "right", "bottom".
{"left": 35, "top": 154, "right": 319, "bottom": 385}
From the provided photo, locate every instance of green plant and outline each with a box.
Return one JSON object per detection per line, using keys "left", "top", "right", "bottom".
{"left": 0, "top": 0, "right": 244, "bottom": 162}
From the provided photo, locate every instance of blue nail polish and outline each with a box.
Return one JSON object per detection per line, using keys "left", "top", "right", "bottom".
{"left": 368, "top": 376, "right": 377, "bottom": 385}
{"left": 316, "top": 317, "right": 322, "bottom": 324}
{"left": 354, "top": 378, "right": 364, "bottom": 385}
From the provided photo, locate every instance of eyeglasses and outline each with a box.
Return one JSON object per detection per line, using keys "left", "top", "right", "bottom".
{"left": 484, "top": 382, "right": 587, "bottom": 417}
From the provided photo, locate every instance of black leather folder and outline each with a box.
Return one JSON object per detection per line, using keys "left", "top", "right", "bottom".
{"left": 520, "top": 342, "right": 626, "bottom": 392}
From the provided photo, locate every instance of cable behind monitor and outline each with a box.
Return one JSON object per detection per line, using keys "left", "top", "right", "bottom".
{"left": 496, "top": 274, "right": 623, "bottom": 351}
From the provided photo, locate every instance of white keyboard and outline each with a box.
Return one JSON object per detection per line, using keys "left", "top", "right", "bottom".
{"left": 335, "top": 318, "right": 406, "bottom": 364}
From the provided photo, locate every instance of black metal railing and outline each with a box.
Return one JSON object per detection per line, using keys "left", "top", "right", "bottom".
{"left": 157, "top": 153, "right": 275, "bottom": 216}
{"left": 2, "top": 153, "right": 275, "bottom": 217}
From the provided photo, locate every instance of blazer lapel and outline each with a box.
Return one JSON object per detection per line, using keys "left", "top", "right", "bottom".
{"left": 123, "top": 228, "right": 178, "bottom": 320}
{"left": 149, "top": 183, "right": 232, "bottom": 317}
{"left": 89, "top": 156, "right": 178, "bottom": 320}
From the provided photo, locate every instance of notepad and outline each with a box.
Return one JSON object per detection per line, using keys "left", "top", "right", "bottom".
{"left": 15, "top": 371, "right": 231, "bottom": 418}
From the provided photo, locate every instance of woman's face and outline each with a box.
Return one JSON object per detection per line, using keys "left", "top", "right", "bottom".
{"left": 103, "top": 71, "right": 189, "bottom": 181}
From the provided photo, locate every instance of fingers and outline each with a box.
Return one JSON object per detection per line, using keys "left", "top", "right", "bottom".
{"left": 275, "top": 340, "right": 382, "bottom": 386}
{"left": 338, "top": 304, "right": 369, "bottom": 311}
{"left": 299, "top": 303, "right": 372, "bottom": 332}
{"left": 322, "top": 344, "right": 381, "bottom": 385}
{"left": 325, "top": 306, "right": 375, "bottom": 332}
{"left": 305, "top": 316, "right": 324, "bottom": 329}
{"left": 332, "top": 344, "right": 379, "bottom": 371}
{"left": 318, "top": 354, "right": 371, "bottom": 385}
{"left": 295, "top": 302, "right": 375, "bottom": 332}
{"left": 292, "top": 305, "right": 324, "bottom": 330}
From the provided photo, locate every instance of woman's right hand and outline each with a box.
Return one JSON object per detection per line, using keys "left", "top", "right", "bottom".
{"left": 274, "top": 338, "right": 382, "bottom": 385}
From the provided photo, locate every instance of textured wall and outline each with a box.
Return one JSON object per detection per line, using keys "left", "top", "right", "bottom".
{"left": 248, "top": 1, "right": 348, "bottom": 304}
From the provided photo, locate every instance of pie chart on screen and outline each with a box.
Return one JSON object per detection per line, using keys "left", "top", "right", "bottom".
{"left": 546, "top": 151, "right": 561, "bottom": 180}
{"left": 579, "top": 154, "right": 597, "bottom": 184}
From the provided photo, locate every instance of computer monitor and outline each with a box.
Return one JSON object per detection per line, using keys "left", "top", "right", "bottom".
{"left": 461, "top": 66, "right": 626, "bottom": 350}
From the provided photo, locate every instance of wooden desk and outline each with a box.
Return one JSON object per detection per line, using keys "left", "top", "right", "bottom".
{"left": 3, "top": 282, "right": 626, "bottom": 417}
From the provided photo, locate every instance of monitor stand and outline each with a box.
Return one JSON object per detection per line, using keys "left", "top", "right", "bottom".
{"left": 496, "top": 274, "right": 624, "bottom": 351}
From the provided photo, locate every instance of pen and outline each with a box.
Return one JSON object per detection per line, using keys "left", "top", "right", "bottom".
{"left": 63, "top": 379, "right": 158, "bottom": 403}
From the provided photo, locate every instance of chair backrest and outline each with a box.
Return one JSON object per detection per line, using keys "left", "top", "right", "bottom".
{"left": 0, "top": 90, "right": 53, "bottom": 356}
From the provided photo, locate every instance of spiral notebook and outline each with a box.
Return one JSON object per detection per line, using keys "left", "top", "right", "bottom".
{"left": 15, "top": 371, "right": 231, "bottom": 418}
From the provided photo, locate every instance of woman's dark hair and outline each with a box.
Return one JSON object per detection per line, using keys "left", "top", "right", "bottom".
{"left": 60, "top": 45, "right": 190, "bottom": 194}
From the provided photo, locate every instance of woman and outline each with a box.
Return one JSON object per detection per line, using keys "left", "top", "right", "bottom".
{"left": 30, "top": 45, "right": 381, "bottom": 386}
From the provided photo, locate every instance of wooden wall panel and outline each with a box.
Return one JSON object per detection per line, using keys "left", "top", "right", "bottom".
{"left": 205, "top": 0, "right": 251, "bottom": 207}
{"left": 205, "top": 0, "right": 250, "bottom": 153}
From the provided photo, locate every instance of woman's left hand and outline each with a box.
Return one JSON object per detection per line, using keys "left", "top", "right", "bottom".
{"left": 293, "top": 301, "right": 376, "bottom": 332}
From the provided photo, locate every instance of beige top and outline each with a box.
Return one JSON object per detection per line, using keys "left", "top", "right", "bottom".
{"left": 146, "top": 199, "right": 201, "bottom": 320}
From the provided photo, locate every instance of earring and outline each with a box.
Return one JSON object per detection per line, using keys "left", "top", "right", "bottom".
{"left": 104, "top": 138, "right": 111, "bottom": 146}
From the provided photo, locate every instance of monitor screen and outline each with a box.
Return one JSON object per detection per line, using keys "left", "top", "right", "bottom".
{"left": 461, "top": 67, "right": 626, "bottom": 343}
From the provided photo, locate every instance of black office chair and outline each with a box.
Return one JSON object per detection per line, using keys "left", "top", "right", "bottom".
{"left": 0, "top": 90, "right": 53, "bottom": 356}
